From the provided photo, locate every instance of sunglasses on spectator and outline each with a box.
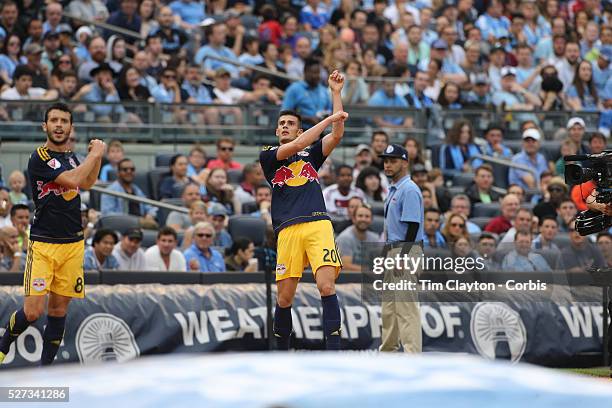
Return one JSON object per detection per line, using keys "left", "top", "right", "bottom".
{"left": 548, "top": 187, "right": 564, "bottom": 192}
{"left": 119, "top": 167, "right": 135, "bottom": 172}
{"left": 163, "top": 74, "right": 176, "bottom": 79}
{"left": 196, "top": 233, "right": 213, "bottom": 238}
{"left": 220, "top": 146, "right": 234, "bottom": 151}
{"left": 451, "top": 223, "right": 465, "bottom": 228}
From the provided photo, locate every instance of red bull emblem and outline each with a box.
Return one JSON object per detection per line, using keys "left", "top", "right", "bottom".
{"left": 271, "top": 161, "right": 320, "bottom": 188}
{"left": 37, "top": 181, "right": 79, "bottom": 200}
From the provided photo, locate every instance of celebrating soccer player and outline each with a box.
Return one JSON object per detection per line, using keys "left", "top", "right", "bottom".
{"left": 259, "top": 70, "right": 348, "bottom": 350}
{"left": 0, "top": 103, "right": 106, "bottom": 366}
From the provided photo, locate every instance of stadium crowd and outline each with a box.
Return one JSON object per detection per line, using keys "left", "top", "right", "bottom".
{"left": 0, "top": 0, "right": 611, "bottom": 273}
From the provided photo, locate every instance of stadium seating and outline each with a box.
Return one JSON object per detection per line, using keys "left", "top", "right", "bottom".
{"left": 370, "top": 215, "right": 384, "bottom": 234}
{"left": 158, "top": 198, "right": 185, "bottom": 226}
{"left": 96, "top": 215, "right": 141, "bottom": 235}
{"left": 473, "top": 203, "right": 502, "bottom": 218}
{"left": 147, "top": 167, "right": 169, "bottom": 201}
{"left": 228, "top": 216, "right": 266, "bottom": 246}
{"left": 227, "top": 169, "right": 242, "bottom": 185}
{"left": 470, "top": 217, "right": 493, "bottom": 230}
{"left": 155, "top": 153, "right": 177, "bottom": 168}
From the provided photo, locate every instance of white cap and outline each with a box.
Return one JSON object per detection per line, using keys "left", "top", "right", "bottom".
{"left": 75, "top": 26, "right": 93, "bottom": 40}
{"left": 200, "top": 17, "right": 217, "bottom": 27}
{"left": 500, "top": 66, "right": 517, "bottom": 77}
{"left": 567, "top": 117, "right": 585, "bottom": 129}
{"left": 522, "top": 128, "right": 541, "bottom": 141}
{"left": 355, "top": 144, "right": 372, "bottom": 154}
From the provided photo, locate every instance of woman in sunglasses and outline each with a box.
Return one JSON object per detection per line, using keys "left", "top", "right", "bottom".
{"left": 442, "top": 212, "right": 470, "bottom": 247}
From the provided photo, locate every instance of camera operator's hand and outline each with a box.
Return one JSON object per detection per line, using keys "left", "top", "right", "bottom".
{"left": 586, "top": 201, "right": 612, "bottom": 216}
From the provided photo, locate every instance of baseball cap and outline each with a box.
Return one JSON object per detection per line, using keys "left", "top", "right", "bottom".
{"left": 548, "top": 177, "right": 568, "bottom": 193}
{"left": 491, "top": 43, "right": 506, "bottom": 53}
{"left": 24, "top": 43, "right": 43, "bottom": 55}
{"left": 76, "top": 26, "right": 93, "bottom": 39}
{"left": 412, "top": 163, "right": 427, "bottom": 174}
{"left": 200, "top": 17, "right": 217, "bottom": 27}
{"left": 432, "top": 39, "right": 448, "bottom": 50}
{"left": 355, "top": 144, "right": 372, "bottom": 155}
{"left": 57, "top": 24, "right": 73, "bottom": 34}
{"left": 125, "top": 228, "right": 143, "bottom": 241}
{"left": 378, "top": 144, "right": 408, "bottom": 161}
{"left": 522, "top": 128, "right": 541, "bottom": 141}
{"left": 215, "top": 67, "right": 231, "bottom": 77}
{"left": 471, "top": 72, "right": 489, "bottom": 85}
{"left": 501, "top": 66, "right": 517, "bottom": 77}
{"left": 599, "top": 46, "right": 612, "bottom": 62}
{"left": 43, "top": 30, "right": 60, "bottom": 40}
{"left": 90, "top": 62, "right": 115, "bottom": 77}
{"left": 566, "top": 117, "right": 585, "bottom": 129}
{"left": 209, "top": 203, "right": 228, "bottom": 217}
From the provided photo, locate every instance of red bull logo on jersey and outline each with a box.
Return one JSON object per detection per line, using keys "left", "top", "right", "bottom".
{"left": 37, "top": 181, "right": 79, "bottom": 201}
{"left": 271, "top": 160, "right": 319, "bottom": 188}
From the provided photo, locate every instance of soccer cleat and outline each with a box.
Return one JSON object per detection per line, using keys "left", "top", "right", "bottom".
{"left": 0, "top": 351, "right": 5, "bottom": 364}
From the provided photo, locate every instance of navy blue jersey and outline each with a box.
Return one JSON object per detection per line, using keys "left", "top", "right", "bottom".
{"left": 28, "top": 146, "right": 83, "bottom": 244}
{"left": 259, "top": 139, "right": 330, "bottom": 233}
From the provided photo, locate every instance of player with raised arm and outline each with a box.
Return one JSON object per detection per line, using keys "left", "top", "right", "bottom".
{"left": 259, "top": 70, "right": 348, "bottom": 350}
{"left": 0, "top": 103, "right": 106, "bottom": 366}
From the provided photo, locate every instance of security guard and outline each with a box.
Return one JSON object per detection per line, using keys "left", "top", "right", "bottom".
{"left": 379, "top": 144, "right": 424, "bottom": 353}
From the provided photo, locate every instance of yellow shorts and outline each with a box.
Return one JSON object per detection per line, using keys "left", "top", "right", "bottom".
{"left": 275, "top": 219, "right": 342, "bottom": 281}
{"left": 23, "top": 240, "right": 85, "bottom": 298}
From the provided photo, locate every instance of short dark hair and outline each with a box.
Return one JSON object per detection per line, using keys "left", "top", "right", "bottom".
{"left": 13, "top": 65, "right": 34, "bottom": 81}
{"left": 514, "top": 230, "right": 532, "bottom": 241}
{"left": 278, "top": 110, "right": 302, "bottom": 128}
{"left": 93, "top": 228, "right": 118, "bottom": 245}
{"left": 60, "top": 70, "right": 77, "bottom": 80}
{"left": 425, "top": 207, "right": 441, "bottom": 215}
{"left": 303, "top": 57, "right": 320, "bottom": 72}
{"left": 10, "top": 203, "right": 29, "bottom": 218}
{"left": 372, "top": 130, "right": 389, "bottom": 142}
{"left": 227, "top": 237, "right": 253, "bottom": 256}
{"left": 117, "top": 158, "right": 133, "bottom": 169}
{"left": 484, "top": 123, "right": 504, "bottom": 135}
{"left": 157, "top": 226, "right": 178, "bottom": 240}
{"left": 255, "top": 184, "right": 272, "bottom": 194}
{"left": 170, "top": 153, "right": 186, "bottom": 167}
{"left": 479, "top": 232, "right": 496, "bottom": 242}
{"left": 597, "top": 232, "right": 612, "bottom": 242}
{"left": 335, "top": 164, "right": 353, "bottom": 176}
{"left": 590, "top": 132, "right": 606, "bottom": 144}
{"left": 44, "top": 102, "right": 73, "bottom": 124}
{"left": 539, "top": 215, "right": 558, "bottom": 226}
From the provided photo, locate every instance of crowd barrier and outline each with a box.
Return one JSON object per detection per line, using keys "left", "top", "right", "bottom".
{"left": 0, "top": 271, "right": 607, "bottom": 368}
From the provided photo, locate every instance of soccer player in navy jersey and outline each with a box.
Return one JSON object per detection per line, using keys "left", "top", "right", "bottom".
{"left": 259, "top": 70, "right": 348, "bottom": 350}
{"left": 0, "top": 103, "right": 106, "bottom": 365}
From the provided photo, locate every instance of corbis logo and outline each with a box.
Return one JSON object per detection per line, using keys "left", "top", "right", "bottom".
{"left": 76, "top": 313, "right": 140, "bottom": 364}
{"left": 470, "top": 302, "right": 527, "bottom": 363}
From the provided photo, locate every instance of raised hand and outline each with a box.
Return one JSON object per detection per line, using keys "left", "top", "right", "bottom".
{"left": 328, "top": 70, "right": 345, "bottom": 92}
{"left": 329, "top": 110, "right": 349, "bottom": 122}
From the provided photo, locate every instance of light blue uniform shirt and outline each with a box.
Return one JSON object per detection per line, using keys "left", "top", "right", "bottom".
{"left": 183, "top": 244, "right": 225, "bottom": 272}
{"left": 508, "top": 150, "right": 549, "bottom": 190}
{"left": 384, "top": 174, "right": 424, "bottom": 243}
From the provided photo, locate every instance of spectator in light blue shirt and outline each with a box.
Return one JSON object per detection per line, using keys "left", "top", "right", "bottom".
{"left": 592, "top": 47, "right": 611, "bottom": 96}
{"left": 80, "top": 62, "right": 125, "bottom": 120}
{"left": 194, "top": 22, "right": 239, "bottom": 79}
{"left": 475, "top": 0, "right": 510, "bottom": 42}
{"left": 501, "top": 230, "right": 552, "bottom": 272}
{"left": 169, "top": 0, "right": 205, "bottom": 27}
{"left": 183, "top": 222, "right": 226, "bottom": 272}
{"left": 367, "top": 72, "right": 411, "bottom": 128}
{"left": 84, "top": 229, "right": 120, "bottom": 271}
{"left": 482, "top": 124, "right": 513, "bottom": 159}
{"left": 101, "top": 158, "right": 158, "bottom": 222}
{"left": 299, "top": 0, "right": 330, "bottom": 31}
{"left": 508, "top": 128, "right": 549, "bottom": 190}
{"left": 281, "top": 58, "right": 331, "bottom": 128}
{"left": 566, "top": 60, "right": 600, "bottom": 112}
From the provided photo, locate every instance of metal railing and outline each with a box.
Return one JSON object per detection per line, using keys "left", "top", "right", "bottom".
{"left": 0, "top": 100, "right": 601, "bottom": 146}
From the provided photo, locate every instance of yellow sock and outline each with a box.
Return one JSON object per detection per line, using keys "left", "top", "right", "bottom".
{"left": 0, "top": 351, "right": 5, "bottom": 364}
